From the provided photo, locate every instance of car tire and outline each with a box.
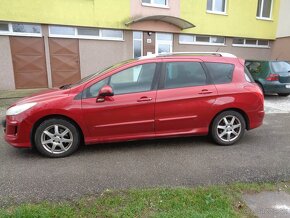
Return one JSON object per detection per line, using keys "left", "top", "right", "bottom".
{"left": 278, "top": 93, "right": 289, "bottom": 97}
{"left": 34, "top": 118, "right": 80, "bottom": 158}
{"left": 211, "top": 111, "right": 246, "bottom": 146}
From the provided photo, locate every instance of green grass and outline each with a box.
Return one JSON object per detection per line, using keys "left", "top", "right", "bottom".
{"left": 0, "top": 181, "right": 289, "bottom": 218}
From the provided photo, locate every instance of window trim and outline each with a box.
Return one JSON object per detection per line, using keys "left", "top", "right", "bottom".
{"left": 179, "top": 34, "right": 226, "bottom": 46}
{"left": 48, "top": 25, "right": 124, "bottom": 41}
{"left": 0, "top": 22, "right": 42, "bottom": 37}
{"left": 206, "top": 0, "right": 227, "bottom": 15}
{"left": 133, "top": 31, "right": 143, "bottom": 59}
{"left": 256, "top": 0, "right": 273, "bottom": 20}
{"left": 232, "top": 38, "right": 270, "bottom": 48}
{"left": 141, "top": 0, "right": 169, "bottom": 9}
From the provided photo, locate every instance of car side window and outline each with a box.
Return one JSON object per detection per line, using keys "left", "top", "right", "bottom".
{"left": 164, "top": 62, "right": 207, "bottom": 89}
{"left": 205, "top": 62, "right": 234, "bottom": 84}
{"left": 109, "top": 63, "right": 156, "bottom": 95}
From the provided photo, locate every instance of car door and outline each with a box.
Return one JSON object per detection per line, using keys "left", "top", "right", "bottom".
{"left": 81, "top": 62, "right": 159, "bottom": 142}
{"left": 155, "top": 60, "right": 218, "bottom": 135}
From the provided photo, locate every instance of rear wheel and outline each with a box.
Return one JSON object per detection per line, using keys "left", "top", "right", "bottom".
{"left": 278, "top": 93, "right": 289, "bottom": 97}
{"left": 211, "top": 111, "right": 246, "bottom": 146}
{"left": 34, "top": 118, "right": 80, "bottom": 158}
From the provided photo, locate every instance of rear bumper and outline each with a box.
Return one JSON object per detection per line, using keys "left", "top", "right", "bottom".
{"left": 3, "top": 116, "right": 32, "bottom": 148}
{"left": 248, "top": 110, "right": 265, "bottom": 130}
{"left": 263, "top": 81, "right": 290, "bottom": 94}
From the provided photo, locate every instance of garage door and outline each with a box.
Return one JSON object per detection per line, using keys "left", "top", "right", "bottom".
{"left": 49, "top": 38, "right": 81, "bottom": 87}
{"left": 10, "top": 37, "right": 48, "bottom": 89}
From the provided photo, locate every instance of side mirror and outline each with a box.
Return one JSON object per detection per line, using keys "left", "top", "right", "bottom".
{"left": 97, "top": 85, "right": 114, "bottom": 102}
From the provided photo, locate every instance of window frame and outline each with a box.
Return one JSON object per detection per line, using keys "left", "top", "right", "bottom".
{"left": 48, "top": 25, "right": 124, "bottom": 41}
{"left": 0, "top": 22, "right": 42, "bottom": 37}
{"left": 232, "top": 38, "right": 270, "bottom": 48}
{"left": 206, "top": 0, "right": 227, "bottom": 15}
{"left": 256, "top": 0, "right": 273, "bottom": 20}
{"left": 158, "top": 61, "right": 211, "bottom": 90}
{"left": 179, "top": 34, "right": 226, "bottom": 46}
{"left": 141, "top": 0, "right": 169, "bottom": 8}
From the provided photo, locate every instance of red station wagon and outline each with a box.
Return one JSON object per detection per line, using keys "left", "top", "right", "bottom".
{"left": 2, "top": 52, "right": 265, "bottom": 158}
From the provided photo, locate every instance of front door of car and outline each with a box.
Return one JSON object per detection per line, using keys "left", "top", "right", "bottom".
{"left": 155, "top": 60, "right": 218, "bottom": 135}
{"left": 81, "top": 63, "right": 159, "bottom": 142}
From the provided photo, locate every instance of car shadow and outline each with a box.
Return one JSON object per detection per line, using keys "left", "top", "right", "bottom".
{"left": 10, "top": 135, "right": 213, "bottom": 159}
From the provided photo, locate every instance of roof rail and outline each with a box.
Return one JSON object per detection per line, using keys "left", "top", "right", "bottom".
{"left": 139, "top": 52, "right": 237, "bottom": 59}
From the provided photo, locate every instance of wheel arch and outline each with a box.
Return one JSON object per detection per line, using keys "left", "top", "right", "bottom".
{"left": 209, "top": 108, "right": 250, "bottom": 131}
{"left": 30, "top": 114, "right": 85, "bottom": 148}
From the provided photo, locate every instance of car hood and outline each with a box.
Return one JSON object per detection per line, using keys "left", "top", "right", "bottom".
{"left": 12, "top": 88, "right": 71, "bottom": 106}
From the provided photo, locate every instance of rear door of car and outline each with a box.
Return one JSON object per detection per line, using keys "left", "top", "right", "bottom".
{"left": 154, "top": 59, "right": 218, "bottom": 135}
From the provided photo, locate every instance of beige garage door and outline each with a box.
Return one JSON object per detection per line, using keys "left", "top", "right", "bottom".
{"left": 10, "top": 37, "right": 48, "bottom": 89}
{"left": 49, "top": 38, "right": 81, "bottom": 87}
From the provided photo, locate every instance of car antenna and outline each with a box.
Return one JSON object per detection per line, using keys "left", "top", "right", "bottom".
{"left": 216, "top": 47, "right": 221, "bottom": 52}
{"left": 275, "top": 52, "right": 282, "bottom": 61}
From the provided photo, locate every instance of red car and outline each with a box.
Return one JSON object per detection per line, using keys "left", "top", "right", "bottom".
{"left": 2, "top": 52, "right": 264, "bottom": 158}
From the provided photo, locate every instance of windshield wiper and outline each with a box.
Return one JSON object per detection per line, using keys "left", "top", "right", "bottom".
{"left": 59, "top": 84, "right": 72, "bottom": 89}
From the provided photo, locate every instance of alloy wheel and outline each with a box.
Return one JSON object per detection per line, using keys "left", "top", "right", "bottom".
{"left": 216, "top": 115, "right": 242, "bottom": 142}
{"left": 41, "top": 124, "right": 73, "bottom": 154}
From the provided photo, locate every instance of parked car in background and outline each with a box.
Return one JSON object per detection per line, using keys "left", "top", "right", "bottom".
{"left": 245, "top": 60, "right": 290, "bottom": 97}
{"left": 2, "top": 52, "right": 264, "bottom": 158}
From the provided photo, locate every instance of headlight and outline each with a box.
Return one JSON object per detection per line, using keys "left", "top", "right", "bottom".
{"left": 6, "top": 102, "right": 37, "bottom": 116}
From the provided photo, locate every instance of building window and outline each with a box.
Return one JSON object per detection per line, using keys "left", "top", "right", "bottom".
{"left": 207, "top": 0, "right": 227, "bottom": 14}
{"left": 156, "top": 33, "right": 173, "bottom": 54}
{"left": 0, "top": 22, "right": 41, "bottom": 37}
{"left": 142, "top": 0, "right": 168, "bottom": 8}
{"left": 49, "top": 25, "right": 123, "bottom": 41}
{"left": 179, "top": 34, "right": 225, "bottom": 45}
{"left": 50, "top": 26, "right": 75, "bottom": 35}
{"left": 133, "top": 31, "right": 143, "bottom": 58}
{"left": 232, "top": 38, "right": 270, "bottom": 48}
{"left": 257, "top": 0, "right": 273, "bottom": 19}
{"left": 0, "top": 22, "right": 9, "bottom": 31}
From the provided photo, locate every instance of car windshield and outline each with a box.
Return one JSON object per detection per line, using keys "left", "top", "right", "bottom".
{"left": 271, "top": 61, "right": 290, "bottom": 73}
{"left": 62, "top": 59, "right": 135, "bottom": 89}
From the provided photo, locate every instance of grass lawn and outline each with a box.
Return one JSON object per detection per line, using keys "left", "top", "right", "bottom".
{"left": 0, "top": 181, "right": 289, "bottom": 218}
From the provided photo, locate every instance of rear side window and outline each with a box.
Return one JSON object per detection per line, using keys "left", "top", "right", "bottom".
{"left": 164, "top": 62, "right": 207, "bottom": 89}
{"left": 205, "top": 63, "right": 234, "bottom": 84}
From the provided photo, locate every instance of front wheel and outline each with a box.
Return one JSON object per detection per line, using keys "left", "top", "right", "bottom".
{"left": 211, "top": 111, "right": 246, "bottom": 146}
{"left": 278, "top": 93, "right": 289, "bottom": 97}
{"left": 34, "top": 118, "right": 80, "bottom": 158}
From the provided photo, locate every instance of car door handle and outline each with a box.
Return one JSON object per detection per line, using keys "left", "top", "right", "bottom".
{"left": 198, "top": 89, "right": 213, "bottom": 95}
{"left": 137, "top": 97, "right": 152, "bottom": 102}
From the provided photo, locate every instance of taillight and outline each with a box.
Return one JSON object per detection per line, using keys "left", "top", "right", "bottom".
{"left": 266, "top": 73, "right": 279, "bottom": 81}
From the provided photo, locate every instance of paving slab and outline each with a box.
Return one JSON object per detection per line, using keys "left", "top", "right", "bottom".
{"left": 243, "top": 191, "right": 290, "bottom": 218}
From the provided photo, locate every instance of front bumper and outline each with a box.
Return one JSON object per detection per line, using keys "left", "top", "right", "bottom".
{"left": 3, "top": 116, "right": 32, "bottom": 148}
